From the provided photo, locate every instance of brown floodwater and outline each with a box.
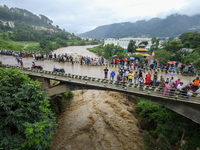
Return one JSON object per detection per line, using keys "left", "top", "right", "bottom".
{"left": 0, "top": 55, "right": 197, "bottom": 86}
{"left": 52, "top": 90, "right": 144, "bottom": 150}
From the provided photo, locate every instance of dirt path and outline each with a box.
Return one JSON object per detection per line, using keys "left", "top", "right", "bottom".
{"left": 23, "top": 44, "right": 29, "bottom": 50}
{"left": 52, "top": 90, "right": 144, "bottom": 150}
{"left": 53, "top": 45, "right": 99, "bottom": 58}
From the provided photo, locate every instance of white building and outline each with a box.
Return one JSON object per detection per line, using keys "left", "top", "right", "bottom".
{"left": 104, "top": 38, "right": 163, "bottom": 50}
{"left": 7, "top": 21, "right": 15, "bottom": 28}
{"left": 104, "top": 38, "right": 152, "bottom": 49}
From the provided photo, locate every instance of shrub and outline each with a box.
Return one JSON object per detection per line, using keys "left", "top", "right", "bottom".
{"left": 136, "top": 98, "right": 200, "bottom": 149}
{"left": 0, "top": 68, "right": 57, "bottom": 149}
{"left": 49, "top": 91, "right": 74, "bottom": 114}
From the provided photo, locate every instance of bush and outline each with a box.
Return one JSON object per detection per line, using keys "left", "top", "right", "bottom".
{"left": 49, "top": 91, "right": 74, "bottom": 114}
{"left": 0, "top": 68, "right": 57, "bottom": 150}
{"left": 136, "top": 98, "right": 200, "bottom": 149}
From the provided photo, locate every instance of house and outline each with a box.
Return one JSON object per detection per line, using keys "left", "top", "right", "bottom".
{"left": 7, "top": 21, "right": 15, "bottom": 28}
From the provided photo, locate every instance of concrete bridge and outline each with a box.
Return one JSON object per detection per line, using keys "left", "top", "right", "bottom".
{"left": 2, "top": 64, "right": 200, "bottom": 124}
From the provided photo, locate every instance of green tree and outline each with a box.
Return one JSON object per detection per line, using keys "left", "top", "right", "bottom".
{"left": 104, "top": 44, "right": 115, "bottom": 59}
{"left": 39, "top": 38, "right": 48, "bottom": 49}
{"left": 2, "top": 33, "right": 6, "bottom": 39}
{"left": 139, "top": 41, "right": 148, "bottom": 46}
{"left": 153, "top": 50, "right": 171, "bottom": 63}
{"left": 0, "top": 68, "right": 57, "bottom": 149}
{"left": 127, "top": 40, "right": 137, "bottom": 53}
{"left": 164, "top": 40, "right": 183, "bottom": 53}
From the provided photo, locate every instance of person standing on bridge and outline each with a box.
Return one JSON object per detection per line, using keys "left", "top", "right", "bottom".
{"left": 153, "top": 71, "right": 158, "bottom": 86}
{"left": 110, "top": 71, "right": 115, "bottom": 81}
{"left": 145, "top": 72, "right": 151, "bottom": 85}
{"left": 71, "top": 57, "right": 74, "bottom": 65}
{"left": 104, "top": 67, "right": 109, "bottom": 79}
{"left": 19, "top": 57, "right": 23, "bottom": 67}
{"left": 122, "top": 76, "right": 127, "bottom": 88}
{"left": 16, "top": 56, "right": 19, "bottom": 64}
{"left": 116, "top": 73, "right": 121, "bottom": 87}
{"left": 128, "top": 71, "right": 133, "bottom": 83}
{"left": 163, "top": 81, "right": 170, "bottom": 95}
{"left": 134, "top": 71, "right": 139, "bottom": 84}
{"left": 139, "top": 76, "right": 144, "bottom": 91}
{"left": 191, "top": 77, "right": 200, "bottom": 92}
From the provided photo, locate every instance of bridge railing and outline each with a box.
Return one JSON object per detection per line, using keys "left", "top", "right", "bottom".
{"left": 1, "top": 64, "right": 200, "bottom": 104}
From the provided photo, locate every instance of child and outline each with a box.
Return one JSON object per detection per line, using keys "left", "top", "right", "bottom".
{"left": 139, "top": 76, "right": 144, "bottom": 91}
{"left": 186, "top": 87, "right": 193, "bottom": 100}
{"left": 163, "top": 81, "right": 170, "bottom": 95}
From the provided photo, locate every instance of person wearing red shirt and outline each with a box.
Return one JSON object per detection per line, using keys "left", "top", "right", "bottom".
{"left": 114, "top": 58, "right": 117, "bottom": 64}
{"left": 124, "top": 57, "right": 127, "bottom": 65}
{"left": 145, "top": 72, "right": 151, "bottom": 85}
{"left": 117, "top": 58, "right": 120, "bottom": 65}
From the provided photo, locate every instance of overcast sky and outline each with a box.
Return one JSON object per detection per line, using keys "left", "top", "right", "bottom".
{"left": 0, "top": 0, "right": 200, "bottom": 34}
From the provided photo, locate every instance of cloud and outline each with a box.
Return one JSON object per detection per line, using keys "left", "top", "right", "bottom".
{"left": 0, "top": 0, "right": 200, "bottom": 34}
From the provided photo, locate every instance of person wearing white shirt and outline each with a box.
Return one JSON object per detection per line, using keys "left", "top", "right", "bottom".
{"left": 177, "top": 82, "right": 184, "bottom": 91}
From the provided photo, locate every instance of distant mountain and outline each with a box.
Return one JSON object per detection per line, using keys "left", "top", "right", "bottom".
{"left": 79, "top": 14, "right": 200, "bottom": 38}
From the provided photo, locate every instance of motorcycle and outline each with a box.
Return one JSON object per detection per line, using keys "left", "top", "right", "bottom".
{"left": 181, "top": 67, "right": 195, "bottom": 76}
{"left": 58, "top": 58, "right": 65, "bottom": 63}
{"left": 53, "top": 66, "right": 65, "bottom": 73}
{"left": 31, "top": 62, "right": 43, "bottom": 70}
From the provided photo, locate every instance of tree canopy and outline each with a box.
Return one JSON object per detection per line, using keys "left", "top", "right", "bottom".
{"left": 0, "top": 68, "right": 57, "bottom": 149}
{"left": 127, "top": 40, "right": 137, "bottom": 53}
{"left": 153, "top": 50, "right": 171, "bottom": 64}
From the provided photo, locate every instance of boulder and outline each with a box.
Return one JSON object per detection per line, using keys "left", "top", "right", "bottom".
{"left": 128, "top": 95, "right": 138, "bottom": 104}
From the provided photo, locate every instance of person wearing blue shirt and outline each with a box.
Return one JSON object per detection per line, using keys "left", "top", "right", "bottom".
{"left": 110, "top": 71, "right": 116, "bottom": 81}
{"left": 180, "top": 64, "right": 185, "bottom": 71}
{"left": 154, "top": 60, "right": 157, "bottom": 68}
{"left": 174, "top": 61, "right": 179, "bottom": 71}
{"left": 162, "top": 62, "right": 166, "bottom": 69}
{"left": 170, "top": 62, "right": 174, "bottom": 70}
{"left": 188, "top": 63, "right": 193, "bottom": 70}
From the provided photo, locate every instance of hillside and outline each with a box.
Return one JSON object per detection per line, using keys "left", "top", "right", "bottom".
{"left": 0, "top": 5, "right": 101, "bottom": 52}
{"left": 79, "top": 14, "right": 200, "bottom": 38}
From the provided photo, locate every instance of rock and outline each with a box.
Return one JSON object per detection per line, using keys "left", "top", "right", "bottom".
{"left": 156, "top": 138, "right": 161, "bottom": 143}
{"left": 122, "top": 100, "right": 130, "bottom": 106}
{"left": 197, "top": 147, "right": 200, "bottom": 150}
{"left": 128, "top": 95, "right": 138, "bottom": 104}
{"left": 127, "top": 107, "right": 135, "bottom": 115}
{"left": 70, "top": 99, "right": 76, "bottom": 103}
{"left": 181, "top": 140, "right": 188, "bottom": 145}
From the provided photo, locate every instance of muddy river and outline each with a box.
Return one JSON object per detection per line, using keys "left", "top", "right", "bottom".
{"left": 52, "top": 90, "right": 144, "bottom": 150}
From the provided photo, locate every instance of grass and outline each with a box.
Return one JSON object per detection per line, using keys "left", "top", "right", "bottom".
{"left": 25, "top": 42, "right": 42, "bottom": 52}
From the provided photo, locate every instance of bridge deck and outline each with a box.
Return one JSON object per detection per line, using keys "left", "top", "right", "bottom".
{"left": 2, "top": 64, "right": 199, "bottom": 105}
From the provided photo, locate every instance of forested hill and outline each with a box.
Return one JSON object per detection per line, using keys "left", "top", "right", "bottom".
{"left": 0, "top": 5, "right": 53, "bottom": 27}
{"left": 79, "top": 14, "right": 200, "bottom": 38}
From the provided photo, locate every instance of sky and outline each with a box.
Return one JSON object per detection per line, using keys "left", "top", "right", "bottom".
{"left": 0, "top": 0, "right": 200, "bottom": 34}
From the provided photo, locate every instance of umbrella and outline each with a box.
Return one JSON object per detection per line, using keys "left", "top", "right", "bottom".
{"left": 112, "top": 55, "right": 118, "bottom": 58}
{"left": 130, "top": 57, "right": 135, "bottom": 60}
{"left": 167, "top": 73, "right": 178, "bottom": 76}
{"left": 139, "top": 68, "right": 146, "bottom": 73}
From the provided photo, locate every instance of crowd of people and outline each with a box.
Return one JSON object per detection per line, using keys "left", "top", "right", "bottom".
{"left": 103, "top": 65, "right": 200, "bottom": 100}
